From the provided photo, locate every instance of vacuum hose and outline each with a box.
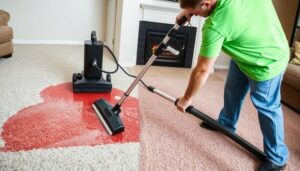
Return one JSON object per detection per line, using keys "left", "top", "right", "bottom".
{"left": 147, "top": 85, "right": 267, "bottom": 161}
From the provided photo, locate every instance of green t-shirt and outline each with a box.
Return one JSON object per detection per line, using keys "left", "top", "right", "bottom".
{"left": 200, "top": 0, "right": 289, "bottom": 81}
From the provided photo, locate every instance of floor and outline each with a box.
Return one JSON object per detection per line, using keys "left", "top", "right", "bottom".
{"left": 2, "top": 44, "right": 296, "bottom": 170}
{"left": 138, "top": 77, "right": 300, "bottom": 171}
{"left": 0, "top": 45, "right": 225, "bottom": 170}
{"left": 0, "top": 45, "right": 142, "bottom": 170}
{"left": 129, "top": 64, "right": 227, "bottom": 81}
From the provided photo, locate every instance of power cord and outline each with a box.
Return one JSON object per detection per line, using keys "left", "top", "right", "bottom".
{"left": 93, "top": 30, "right": 189, "bottom": 89}
{"left": 93, "top": 44, "right": 149, "bottom": 88}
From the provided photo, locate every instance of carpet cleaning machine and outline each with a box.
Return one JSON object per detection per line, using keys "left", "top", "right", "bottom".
{"left": 74, "top": 17, "right": 267, "bottom": 161}
{"left": 73, "top": 31, "right": 112, "bottom": 93}
{"left": 73, "top": 31, "right": 140, "bottom": 93}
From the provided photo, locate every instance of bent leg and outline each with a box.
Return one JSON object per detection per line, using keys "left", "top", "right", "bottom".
{"left": 218, "top": 60, "right": 250, "bottom": 132}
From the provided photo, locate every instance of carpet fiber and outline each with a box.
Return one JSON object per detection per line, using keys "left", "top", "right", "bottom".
{"left": 138, "top": 78, "right": 300, "bottom": 171}
{"left": 0, "top": 45, "right": 140, "bottom": 170}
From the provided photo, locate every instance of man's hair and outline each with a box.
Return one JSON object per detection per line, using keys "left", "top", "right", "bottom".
{"left": 179, "top": 0, "right": 202, "bottom": 8}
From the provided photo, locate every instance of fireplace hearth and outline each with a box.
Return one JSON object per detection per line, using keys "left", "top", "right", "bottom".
{"left": 136, "top": 21, "right": 197, "bottom": 68}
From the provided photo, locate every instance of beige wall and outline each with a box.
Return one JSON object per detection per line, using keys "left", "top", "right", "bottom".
{"left": 0, "top": 0, "right": 108, "bottom": 44}
{"left": 272, "top": 0, "right": 299, "bottom": 44}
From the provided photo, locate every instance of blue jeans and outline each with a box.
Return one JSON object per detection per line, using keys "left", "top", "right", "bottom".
{"left": 218, "top": 60, "right": 289, "bottom": 166}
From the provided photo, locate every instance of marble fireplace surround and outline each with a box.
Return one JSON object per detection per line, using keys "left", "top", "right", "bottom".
{"left": 108, "top": 0, "right": 204, "bottom": 67}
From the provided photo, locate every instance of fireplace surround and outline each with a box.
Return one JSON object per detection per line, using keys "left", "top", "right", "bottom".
{"left": 136, "top": 21, "right": 197, "bottom": 68}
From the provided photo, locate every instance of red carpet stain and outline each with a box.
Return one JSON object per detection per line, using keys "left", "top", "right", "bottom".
{"left": 1, "top": 83, "right": 140, "bottom": 152}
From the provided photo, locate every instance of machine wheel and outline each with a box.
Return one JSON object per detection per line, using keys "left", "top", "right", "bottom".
{"left": 72, "top": 73, "right": 77, "bottom": 82}
{"left": 76, "top": 73, "right": 82, "bottom": 79}
{"left": 106, "top": 73, "right": 111, "bottom": 82}
{"left": 73, "top": 73, "right": 82, "bottom": 82}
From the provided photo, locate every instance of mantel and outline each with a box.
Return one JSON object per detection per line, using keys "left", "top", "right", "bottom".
{"left": 140, "top": 0, "right": 181, "bottom": 12}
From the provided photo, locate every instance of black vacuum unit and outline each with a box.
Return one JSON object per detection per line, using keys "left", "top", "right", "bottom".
{"left": 73, "top": 31, "right": 112, "bottom": 93}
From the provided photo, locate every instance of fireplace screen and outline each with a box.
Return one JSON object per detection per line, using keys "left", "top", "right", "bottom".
{"left": 137, "top": 21, "right": 197, "bottom": 68}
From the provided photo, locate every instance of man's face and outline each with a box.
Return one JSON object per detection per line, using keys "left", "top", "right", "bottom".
{"left": 185, "top": 0, "right": 215, "bottom": 17}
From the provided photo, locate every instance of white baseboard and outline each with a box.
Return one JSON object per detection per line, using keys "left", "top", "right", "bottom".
{"left": 13, "top": 39, "right": 84, "bottom": 45}
{"left": 214, "top": 64, "right": 229, "bottom": 69}
{"left": 119, "top": 61, "right": 136, "bottom": 67}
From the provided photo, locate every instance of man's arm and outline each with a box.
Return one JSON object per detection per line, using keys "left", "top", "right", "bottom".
{"left": 176, "top": 56, "right": 216, "bottom": 112}
{"left": 176, "top": 20, "right": 224, "bottom": 112}
{"left": 184, "top": 56, "right": 216, "bottom": 99}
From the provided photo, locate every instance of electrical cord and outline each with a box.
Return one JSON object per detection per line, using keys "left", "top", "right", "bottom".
{"left": 105, "top": 45, "right": 149, "bottom": 88}
{"left": 93, "top": 44, "right": 149, "bottom": 88}
{"left": 94, "top": 62, "right": 118, "bottom": 74}
{"left": 92, "top": 46, "right": 119, "bottom": 74}
{"left": 93, "top": 30, "right": 189, "bottom": 89}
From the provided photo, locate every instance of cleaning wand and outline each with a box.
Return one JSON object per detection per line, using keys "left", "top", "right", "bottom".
{"left": 92, "top": 16, "right": 189, "bottom": 135}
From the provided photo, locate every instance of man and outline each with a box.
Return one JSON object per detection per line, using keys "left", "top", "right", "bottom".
{"left": 175, "top": 0, "right": 289, "bottom": 170}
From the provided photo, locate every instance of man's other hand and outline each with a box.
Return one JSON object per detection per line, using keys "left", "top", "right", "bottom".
{"left": 176, "top": 10, "right": 192, "bottom": 25}
{"left": 176, "top": 96, "right": 192, "bottom": 112}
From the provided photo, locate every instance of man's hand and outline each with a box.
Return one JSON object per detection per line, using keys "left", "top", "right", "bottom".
{"left": 176, "top": 96, "right": 192, "bottom": 112}
{"left": 176, "top": 10, "right": 192, "bottom": 25}
{"left": 176, "top": 56, "right": 216, "bottom": 113}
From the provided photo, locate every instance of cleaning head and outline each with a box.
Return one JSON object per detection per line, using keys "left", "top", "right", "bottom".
{"left": 92, "top": 99, "right": 124, "bottom": 135}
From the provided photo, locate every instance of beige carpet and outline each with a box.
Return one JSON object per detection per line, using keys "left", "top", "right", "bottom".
{"left": 138, "top": 78, "right": 300, "bottom": 171}
{"left": 0, "top": 45, "right": 140, "bottom": 170}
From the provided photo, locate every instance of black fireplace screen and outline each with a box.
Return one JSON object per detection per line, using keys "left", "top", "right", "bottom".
{"left": 136, "top": 21, "right": 197, "bottom": 68}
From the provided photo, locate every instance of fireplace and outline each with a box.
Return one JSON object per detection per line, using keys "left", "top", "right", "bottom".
{"left": 136, "top": 21, "right": 197, "bottom": 68}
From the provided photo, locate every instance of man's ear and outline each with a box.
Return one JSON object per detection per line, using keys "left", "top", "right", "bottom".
{"left": 200, "top": 5, "right": 208, "bottom": 10}
{"left": 201, "top": 0, "right": 211, "bottom": 10}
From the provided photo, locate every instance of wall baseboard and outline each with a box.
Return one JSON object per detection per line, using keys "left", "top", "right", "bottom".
{"left": 119, "top": 61, "right": 136, "bottom": 67}
{"left": 11, "top": 40, "right": 229, "bottom": 70}
{"left": 13, "top": 39, "right": 84, "bottom": 45}
{"left": 214, "top": 64, "right": 229, "bottom": 69}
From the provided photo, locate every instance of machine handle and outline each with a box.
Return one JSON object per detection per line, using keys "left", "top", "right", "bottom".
{"left": 91, "top": 31, "right": 97, "bottom": 44}
{"left": 177, "top": 14, "right": 193, "bottom": 26}
{"left": 176, "top": 16, "right": 188, "bottom": 26}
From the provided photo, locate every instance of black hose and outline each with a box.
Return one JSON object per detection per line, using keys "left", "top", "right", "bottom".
{"left": 94, "top": 44, "right": 149, "bottom": 88}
